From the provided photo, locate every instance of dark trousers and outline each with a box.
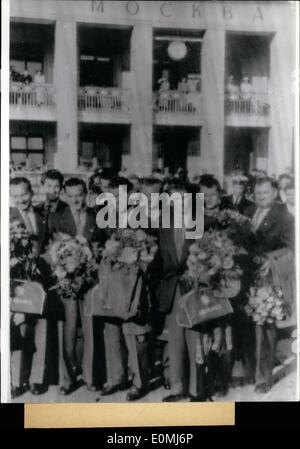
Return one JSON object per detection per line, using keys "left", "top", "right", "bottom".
{"left": 255, "top": 323, "right": 277, "bottom": 386}
{"left": 11, "top": 318, "right": 47, "bottom": 388}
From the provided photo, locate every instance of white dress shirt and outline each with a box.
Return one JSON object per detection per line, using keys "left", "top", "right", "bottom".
{"left": 20, "top": 207, "right": 37, "bottom": 234}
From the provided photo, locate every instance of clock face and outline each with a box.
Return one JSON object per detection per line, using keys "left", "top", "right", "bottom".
{"left": 167, "top": 41, "right": 187, "bottom": 61}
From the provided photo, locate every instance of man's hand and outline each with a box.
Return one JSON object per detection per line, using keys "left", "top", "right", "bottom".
{"left": 13, "top": 312, "right": 25, "bottom": 326}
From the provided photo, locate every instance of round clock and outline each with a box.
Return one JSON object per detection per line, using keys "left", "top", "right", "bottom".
{"left": 167, "top": 41, "right": 187, "bottom": 61}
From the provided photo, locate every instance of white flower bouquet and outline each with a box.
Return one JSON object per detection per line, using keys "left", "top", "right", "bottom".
{"left": 245, "top": 282, "right": 287, "bottom": 325}
{"left": 48, "top": 233, "right": 95, "bottom": 301}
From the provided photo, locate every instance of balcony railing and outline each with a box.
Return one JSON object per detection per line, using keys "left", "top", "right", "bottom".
{"left": 153, "top": 90, "right": 201, "bottom": 114}
{"left": 225, "top": 94, "right": 270, "bottom": 117}
{"left": 10, "top": 82, "right": 56, "bottom": 108}
{"left": 78, "top": 87, "right": 131, "bottom": 113}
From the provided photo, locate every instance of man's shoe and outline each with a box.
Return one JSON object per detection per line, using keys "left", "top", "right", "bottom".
{"left": 254, "top": 382, "right": 273, "bottom": 394}
{"left": 101, "top": 380, "right": 130, "bottom": 396}
{"left": 59, "top": 379, "right": 84, "bottom": 396}
{"left": 189, "top": 394, "right": 207, "bottom": 402}
{"left": 126, "top": 385, "right": 148, "bottom": 401}
{"left": 86, "top": 383, "right": 97, "bottom": 392}
{"left": 163, "top": 393, "right": 185, "bottom": 402}
{"left": 11, "top": 382, "right": 29, "bottom": 399}
{"left": 30, "top": 383, "right": 48, "bottom": 395}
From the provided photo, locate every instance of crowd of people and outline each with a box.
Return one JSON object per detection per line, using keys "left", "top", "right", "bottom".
{"left": 10, "top": 65, "right": 46, "bottom": 86}
{"left": 9, "top": 166, "right": 295, "bottom": 401}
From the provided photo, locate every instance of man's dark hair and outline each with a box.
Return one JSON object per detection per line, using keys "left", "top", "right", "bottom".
{"left": 141, "top": 176, "right": 162, "bottom": 187}
{"left": 167, "top": 177, "right": 196, "bottom": 194}
{"left": 65, "top": 177, "right": 88, "bottom": 195}
{"left": 278, "top": 173, "right": 292, "bottom": 182}
{"left": 284, "top": 180, "right": 295, "bottom": 191}
{"left": 254, "top": 176, "right": 278, "bottom": 190}
{"left": 41, "top": 169, "right": 64, "bottom": 188}
{"left": 10, "top": 177, "right": 32, "bottom": 193}
{"left": 107, "top": 176, "right": 133, "bottom": 191}
{"left": 100, "top": 167, "right": 117, "bottom": 181}
{"left": 199, "top": 175, "right": 222, "bottom": 193}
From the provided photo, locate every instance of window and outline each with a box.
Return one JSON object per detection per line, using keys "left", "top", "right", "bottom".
{"left": 10, "top": 136, "right": 44, "bottom": 168}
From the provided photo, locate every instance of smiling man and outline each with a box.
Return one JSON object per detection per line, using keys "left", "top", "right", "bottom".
{"left": 245, "top": 176, "right": 295, "bottom": 393}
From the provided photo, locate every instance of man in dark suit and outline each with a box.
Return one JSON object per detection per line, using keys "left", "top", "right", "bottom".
{"left": 245, "top": 176, "right": 294, "bottom": 393}
{"left": 154, "top": 178, "right": 205, "bottom": 402}
{"left": 225, "top": 173, "right": 253, "bottom": 214}
{"left": 36, "top": 169, "right": 68, "bottom": 223}
{"left": 48, "top": 177, "right": 105, "bottom": 395}
{"left": 10, "top": 177, "right": 50, "bottom": 397}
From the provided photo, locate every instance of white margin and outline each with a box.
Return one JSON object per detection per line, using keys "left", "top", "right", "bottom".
{"left": 1, "top": 0, "right": 11, "bottom": 403}
{"left": 294, "top": 0, "right": 300, "bottom": 402}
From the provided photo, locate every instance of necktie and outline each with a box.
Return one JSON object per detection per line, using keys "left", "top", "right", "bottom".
{"left": 23, "top": 211, "right": 35, "bottom": 234}
{"left": 174, "top": 226, "right": 185, "bottom": 261}
{"left": 252, "top": 207, "right": 264, "bottom": 231}
{"left": 74, "top": 210, "right": 82, "bottom": 234}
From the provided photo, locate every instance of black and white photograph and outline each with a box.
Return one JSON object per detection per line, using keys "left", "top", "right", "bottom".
{"left": 1, "top": 0, "right": 299, "bottom": 405}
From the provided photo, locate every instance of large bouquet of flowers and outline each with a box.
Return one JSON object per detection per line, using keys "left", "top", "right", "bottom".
{"left": 182, "top": 229, "right": 245, "bottom": 296}
{"left": 48, "top": 233, "right": 95, "bottom": 301}
{"left": 204, "top": 208, "right": 255, "bottom": 250}
{"left": 178, "top": 229, "right": 246, "bottom": 328}
{"left": 10, "top": 221, "right": 45, "bottom": 315}
{"left": 10, "top": 220, "right": 39, "bottom": 282}
{"left": 245, "top": 281, "right": 287, "bottom": 325}
{"left": 88, "top": 228, "right": 158, "bottom": 320}
{"left": 101, "top": 228, "right": 158, "bottom": 271}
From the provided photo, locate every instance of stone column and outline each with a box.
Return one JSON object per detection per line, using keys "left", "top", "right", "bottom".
{"left": 127, "top": 24, "right": 153, "bottom": 176}
{"left": 53, "top": 20, "right": 78, "bottom": 172}
{"left": 268, "top": 29, "right": 295, "bottom": 176}
{"left": 201, "top": 26, "right": 226, "bottom": 183}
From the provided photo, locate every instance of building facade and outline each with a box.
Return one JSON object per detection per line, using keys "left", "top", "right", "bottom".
{"left": 9, "top": 0, "right": 296, "bottom": 184}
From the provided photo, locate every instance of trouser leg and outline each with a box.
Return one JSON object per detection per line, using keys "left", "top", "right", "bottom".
{"left": 11, "top": 351, "right": 22, "bottom": 388}
{"left": 124, "top": 333, "right": 150, "bottom": 389}
{"left": 62, "top": 299, "right": 78, "bottom": 384}
{"left": 58, "top": 321, "right": 71, "bottom": 387}
{"left": 166, "top": 298, "right": 186, "bottom": 395}
{"left": 79, "top": 299, "right": 94, "bottom": 385}
{"left": 103, "top": 321, "right": 126, "bottom": 386}
{"left": 185, "top": 329, "right": 199, "bottom": 397}
{"left": 29, "top": 318, "right": 47, "bottom": 385}
{"left": 255, "top": 323, "right": 277, "bottom": 386}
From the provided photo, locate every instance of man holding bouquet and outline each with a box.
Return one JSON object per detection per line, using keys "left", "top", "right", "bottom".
{"left": 48, "top": 177, "right": 105, "bottom": 394}
{"left": 245, "top": 176, "right": 294, "bottom": 393}
{"left": 98, "top": 177, "right": 153, "bottom": 401}
{"left": 10, "top": 177, "right": 61, "bottom": 397}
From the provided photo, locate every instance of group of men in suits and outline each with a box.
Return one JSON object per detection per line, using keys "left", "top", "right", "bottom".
{"left": 10, "top": 168, "right": 295, "bottom": 400}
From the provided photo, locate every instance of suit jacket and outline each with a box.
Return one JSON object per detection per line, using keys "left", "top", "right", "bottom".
{"left": 225, "top": 194, "right": 253, "bottom": 215}
{"left": 155, "top": 218, "right": 194, "bottom": 314}
{"left": 48, "top": 205, "right": 106, "bottom": 245}
{"left": 244, "top": 202, "right": 294, "bottom": 253}
{"left": 10, "top": 206, "right": 48, "bottom": 255}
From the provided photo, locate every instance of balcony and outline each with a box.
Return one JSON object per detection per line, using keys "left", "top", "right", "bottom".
{"left": 225, "top": 94, "right": 271, "bottom": 127}
{"left": 153, "top": 91, "right": 203, "bottom": 126}
{"left": 78, "top": 87, "right": 132, "bottom": 124}
{"left": 9, "top": 82, "right": 56, "bottom": 121}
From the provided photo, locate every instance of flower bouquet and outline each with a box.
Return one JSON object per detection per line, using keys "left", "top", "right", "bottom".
{"left": 88, "top": 228, "right": 158, "bottom": 320}
{"left": 10, "top": 220, "right": 45, "bottom": 315}
{"left": 245, "top": 282, "right": 287, "bottom": 326}
{"left": 205, "top": 208, "right": 255, "bottom": 250}
{"left": 178, "top": 230, "right": 245, "bottom": 328}
{"left": 48, "top": 233, "right": 95, "bottom": 301}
